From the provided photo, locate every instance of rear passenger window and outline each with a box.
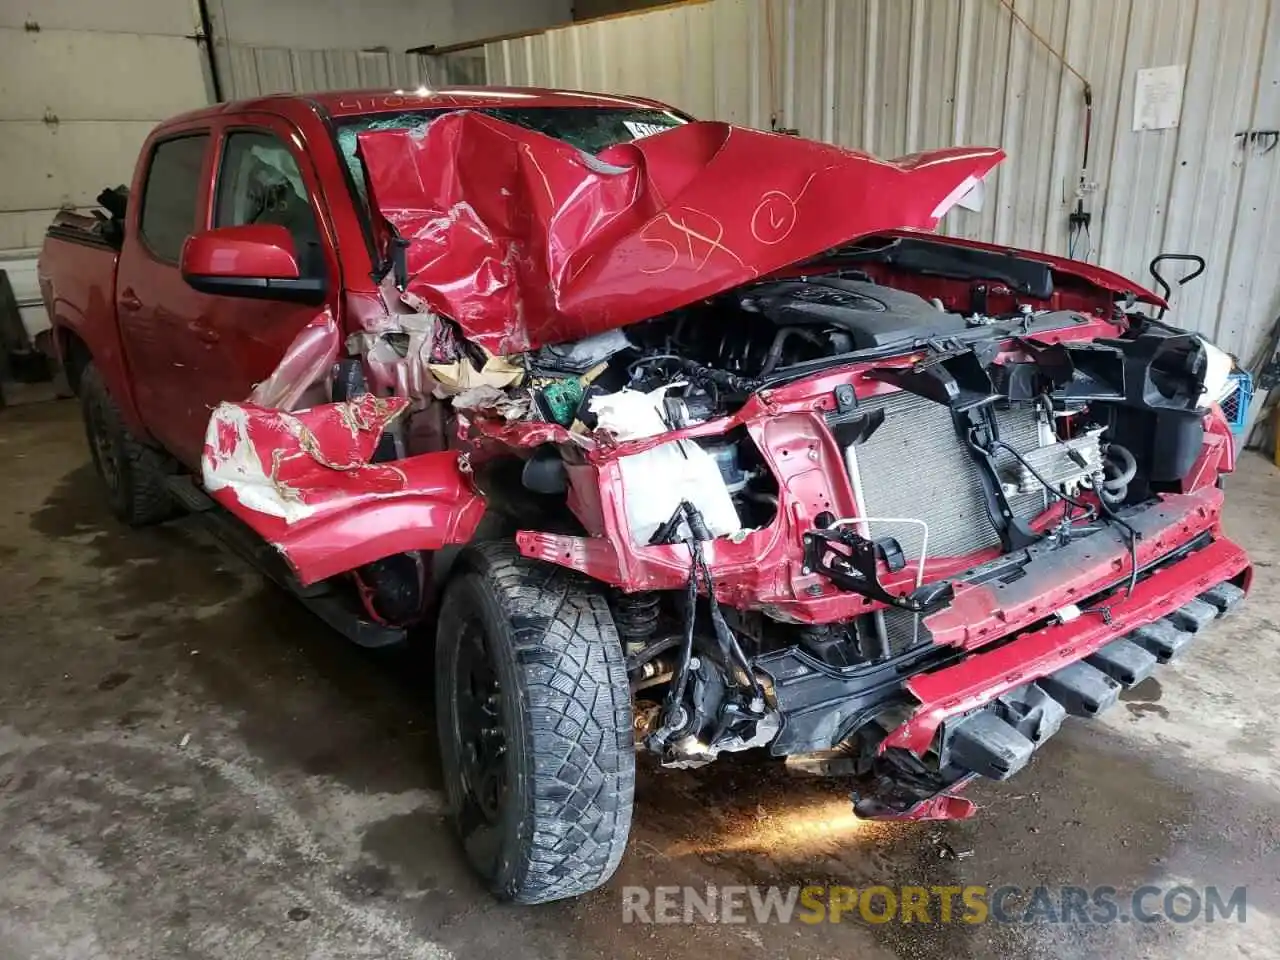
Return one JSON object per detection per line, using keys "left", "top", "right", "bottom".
{"left": 139, "top": 135, "right": 208, "bottom": 262}
{"left": 215, "top": 130, "right": 324, "bottom": 277}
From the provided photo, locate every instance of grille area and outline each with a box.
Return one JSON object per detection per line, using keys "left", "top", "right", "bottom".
{"left": 841, "top": 390, "right": 1050, "bottom": 654}
{"left": 844, "top": 390, "right": 1047, "bottom": 561}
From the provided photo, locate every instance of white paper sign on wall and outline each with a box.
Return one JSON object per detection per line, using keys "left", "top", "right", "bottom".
{"left": 1133, "top": 65, "right": 1186, "bottom": 131}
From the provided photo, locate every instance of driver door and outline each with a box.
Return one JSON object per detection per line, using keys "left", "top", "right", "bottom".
{"left": 196, "top": 115, "right": 340, "bottom": 417}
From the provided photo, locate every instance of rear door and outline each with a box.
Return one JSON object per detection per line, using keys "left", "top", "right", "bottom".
{"left": 197, "top": 115, "right": 340, "bottom": 405}
{"left": 116, "top": 129, "right": 216, "bottom": 465}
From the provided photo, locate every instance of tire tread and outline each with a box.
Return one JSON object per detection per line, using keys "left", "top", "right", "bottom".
{"left": 457, "top": 542, "right": 635, "bottom": 903}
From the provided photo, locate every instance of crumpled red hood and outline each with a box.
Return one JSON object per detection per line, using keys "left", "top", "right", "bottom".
{"left": 358, "top": 114, "right": 1004, "bottom": 355}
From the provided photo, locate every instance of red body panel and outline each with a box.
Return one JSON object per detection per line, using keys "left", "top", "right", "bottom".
{"left": 38, "top": 237, "right": 150, "bottom": 437}
{"left": 882, "top": 532, "right": 1250, "bottom": 756}
{"left": 111, "top": 115, "right": 218, "bottom": 464}
{"left": 42, "top": 108, "right": 353, "bottom": 470}
{"left": 314, "top": 86, "right": 679, "bottom": 116}
{"left": 169, "top": 112, "right": 349, "bottom": 463}
{"left": 202, "top": 392, "right": 484, "bottom": 583}
{"left": 358, "top": 113, "right": 1005, "bottom": 354}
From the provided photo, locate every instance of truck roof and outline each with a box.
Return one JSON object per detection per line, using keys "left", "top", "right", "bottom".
{"left": 161, "top": 86, "right": 679, "bottom": 127}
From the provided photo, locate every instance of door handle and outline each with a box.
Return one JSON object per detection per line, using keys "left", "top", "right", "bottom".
{"left": 120, "top": 289, "right": 143, "bottom": 312}
{"left": 187, "top": 320, "right": 220, "bottom": 344}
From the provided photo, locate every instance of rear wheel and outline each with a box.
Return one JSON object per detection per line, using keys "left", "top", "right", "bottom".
{"left": 436, "top": 542, "right": 635, "bottom": 903}
{"left": 79, "top": 363, "right": 175, "bottom": 526}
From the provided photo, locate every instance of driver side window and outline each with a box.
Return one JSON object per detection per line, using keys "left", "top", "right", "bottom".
{"left": 214, "top": 130, "right": 325, "bottom": 277}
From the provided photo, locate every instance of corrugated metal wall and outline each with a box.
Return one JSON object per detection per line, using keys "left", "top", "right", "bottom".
{"left": 210, "top": 0, "right": 571, "bottom": 99}
{"left": 221, "top": 47, "right": 435, "bottom": 100}
{"left": 574, "top": 0, "right": 685, "bottom": 17}
{"left": 485, "top": 0, "right": 1280, "bottom": 361}
{"left": 208, "top": 0, "right": 572, "bottom": 52}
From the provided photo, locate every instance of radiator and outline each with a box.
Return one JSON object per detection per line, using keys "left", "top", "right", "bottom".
{"left": 839, "top": 390, "right": 1051, "bottom": 652}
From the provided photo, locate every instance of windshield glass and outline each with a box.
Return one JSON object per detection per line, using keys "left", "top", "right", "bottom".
{"left": 335, "top": 106, "right": 685, "bottom": 206}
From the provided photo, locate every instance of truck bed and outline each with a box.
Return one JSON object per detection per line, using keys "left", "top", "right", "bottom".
{"left": 39, "top": 234, "right": 118, "bottom": 347}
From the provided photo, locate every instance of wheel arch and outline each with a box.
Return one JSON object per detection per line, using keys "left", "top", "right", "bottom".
{"left": 55, "top": 325, "right": 93, "bottom": 394}
{"left": 52, "top": 318, "right": 151, "bottom": 440}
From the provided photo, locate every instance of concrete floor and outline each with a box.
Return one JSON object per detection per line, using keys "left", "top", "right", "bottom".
{"left": 0, "top": 398, "right": 1276, "bottom": 960}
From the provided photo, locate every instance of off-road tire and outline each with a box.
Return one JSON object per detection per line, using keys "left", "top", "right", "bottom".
{"left": 436, "top": 542, "right": 635, "bottom": 903}
{"left": 79, "top": 363, "right": 176, "bottom": 526}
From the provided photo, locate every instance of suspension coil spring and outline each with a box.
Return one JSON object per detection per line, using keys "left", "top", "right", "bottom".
{"left": 613, "top": 592, "right": 661, "bottom": 653}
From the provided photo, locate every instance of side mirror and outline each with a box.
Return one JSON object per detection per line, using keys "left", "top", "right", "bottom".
{"left": 181, "top": 224, "right": 325, "bottom": 303}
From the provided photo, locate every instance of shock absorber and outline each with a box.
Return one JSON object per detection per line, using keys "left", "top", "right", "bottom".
{"left": 613, "top": 592, "right": 661, "bottom": 654}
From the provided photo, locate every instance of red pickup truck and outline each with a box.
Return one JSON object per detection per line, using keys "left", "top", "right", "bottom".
{"left": 39, "top": 87, "right": 1250, "bottom": 904}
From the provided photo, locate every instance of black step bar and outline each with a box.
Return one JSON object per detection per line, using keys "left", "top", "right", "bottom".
{"left": 165, "top": 476, "right": 406, "bottom": 648}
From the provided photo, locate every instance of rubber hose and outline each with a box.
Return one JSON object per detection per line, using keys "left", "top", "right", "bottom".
{"left": 760, "top": 326, "right": 823, "bottom": 377}
{"left": 1102, "top": 443, "right": 1137, "bottom": 491}
{"left": 1099, "top": 482, "right": 1127, "bottom": 505}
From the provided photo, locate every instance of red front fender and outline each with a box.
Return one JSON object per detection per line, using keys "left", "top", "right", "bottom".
{"left": 202, "top": 396, "right": 484, "bottom": 586}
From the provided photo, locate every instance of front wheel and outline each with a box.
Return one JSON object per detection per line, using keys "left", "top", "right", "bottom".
{"left": 436, "top": 542, "right": 635, "bottom": 903}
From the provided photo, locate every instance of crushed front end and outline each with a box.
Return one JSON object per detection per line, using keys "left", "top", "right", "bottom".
{"left": 505, "top": 308, "right": 1249, "bottom": 820}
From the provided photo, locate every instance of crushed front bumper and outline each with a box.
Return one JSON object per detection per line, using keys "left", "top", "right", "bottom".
{"left": 750, "top": 483, "right": 1249, "bottom": 820}
{"left": 855, "top": 533, "right": 1250, "bottom": 819}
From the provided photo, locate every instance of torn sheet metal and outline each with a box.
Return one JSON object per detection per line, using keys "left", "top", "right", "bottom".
{"left": 204, "top": 393, "right": 412, "bottom": 525}
{"left": 202, "top": 392, "right": 483, "bottom": 585}
{"left": 347, "top": 313, "right": 436, "bottom": 403}
{"left": 248, "top": 309, "right": 340, "bottom": 410}
{"left": 357, "top": 113, "right": 1006, "bottom": 355}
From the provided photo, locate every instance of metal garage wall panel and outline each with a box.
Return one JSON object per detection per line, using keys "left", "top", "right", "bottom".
{"left": 487, "top": 1, "right": 725, "bottom": 112}
{"left": 0, "top": 120, "right": 153, "bottom": 212}
{"left": 239, "top": 47, "right": 297, "bottom": 96}
{"left": 786, "top": 0, "right": 827, "bottom": 144}
{"left": 223, "top": 45, "right": 432, "bottom": 98}
{"left": 0, "top": 5, "right": 207, "bottom": 264}
{"left": 1157, "top": 0, "right": 1276, "bottom": 359}
{"left": 999, "top": 0, "right": 1070, "bottom": 251}
{"left": 709, "top": 0, "right": 754, "bottom": 126}
{"left": 477, "top": 0, "right": 1280, "bottom": 361}
{"left": 504, "top": 35, "right": 533, "bottom": 87}
{"left": 210, "top": 0, "right": 570, "bottom": 51}
{"left": 1218, "top": 4, "right": 1280, "bottom": 364}
{"left": 537, "top": 28, "right": 569, "bottom": 88}
{"left": 1091, "top": 1, "right": 1196, "bottom": 284}
{"left": 0, "top": 0, "right": 196, "bottom": 36}
{"left": 0, "top": 29, "right": 209, "bottom": 122}
{"left": 287, "top": 49, "right": 341, "bottom": 92}
{"left": 0, "top": 116, "right": 152, "bottom": 260}
{"left": 830, "top": 0, "right": 865, "bottom": 149}
{"left": 524, "top": 34, "right": 553, "bottom": 91}
{"left": 677, "top": 3, "right": 717, "bottom": 118}
{"left": 386, "top": 52, "right": 433, "bottom": 89}
{"left": 0, "top": 211, "right": 74, "bottom": 253}
{"left": 429, "top": 50, "right": 486, "bottom": 85}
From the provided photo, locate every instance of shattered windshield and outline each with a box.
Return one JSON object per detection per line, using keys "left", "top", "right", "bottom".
{"left": 335, "top": 106, "right": 685, "bottom": 207}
